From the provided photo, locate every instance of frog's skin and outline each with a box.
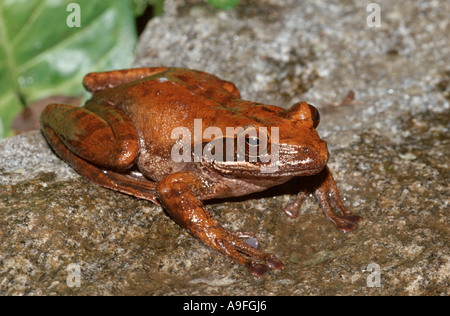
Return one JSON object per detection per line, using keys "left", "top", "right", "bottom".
{"left": 40, "top": 67, "right": 361, "bottom": 276}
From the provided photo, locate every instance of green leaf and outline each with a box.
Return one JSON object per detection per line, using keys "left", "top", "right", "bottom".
{"left": 131, "top": 0, "right": 164, "bottom": 16}
{"left": 207, "top": 0, "right": 241, "bottom": 10}
{"left": 0, "top": 0, "right": 137, "bottom": 138}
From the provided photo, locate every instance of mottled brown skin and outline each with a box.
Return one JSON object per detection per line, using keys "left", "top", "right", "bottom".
{"left": 40, "top": 67, "right": 361, "bottom": 276}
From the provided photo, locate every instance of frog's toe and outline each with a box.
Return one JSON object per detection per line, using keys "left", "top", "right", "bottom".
{"left": 284, "top": 191, "right": 308, "bottom": 218}
{"left": 284, "top": 203, "right": 299, "bottom": 218}
{"left": 246, "top": 255, "right": 284, "bottom": 276}
{"left": 336, "top": 220, "right": 357, "bottom": 233}
{"left": 225, "top": 232, "right": 284, "bottom": 275}
{"left": 244, "top": 237, "right": 259, "bottom": 249}
{"left": 267, "top": 255, "right": 284, "bottom": 270}
{"left": 343, "top": 214, "right": 362, "bottom": 224}
{"left": 247, "top": 263, "right": 270, "bottom": 277}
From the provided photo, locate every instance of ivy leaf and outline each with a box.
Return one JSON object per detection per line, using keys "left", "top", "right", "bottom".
{"left": 0, "top": 0, "right": 137, "bottom": 138}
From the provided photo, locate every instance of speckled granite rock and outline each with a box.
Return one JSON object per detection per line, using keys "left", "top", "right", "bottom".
{"left": 1, "top": 0, "right": 448, "bottom": 295}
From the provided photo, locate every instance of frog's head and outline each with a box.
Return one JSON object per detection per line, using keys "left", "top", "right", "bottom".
{"left": 204, "top": 102, "right": 329, "bottom": 178}
{"left": 272, "top": 101, "right": 328, "bottom": 176}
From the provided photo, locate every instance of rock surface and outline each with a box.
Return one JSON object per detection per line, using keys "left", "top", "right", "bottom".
{"left": 1, "top": 0, "right": 449, "bottom": 295}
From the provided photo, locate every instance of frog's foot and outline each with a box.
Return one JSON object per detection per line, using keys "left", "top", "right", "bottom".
{"left": 285, "top": 166, "right": 362, "bottom": 233}
{"left": 157, "top": 172, "right": 284, "bottom": 277}
{"left": 204, "top": 226, "right": 284, "bottom": 277}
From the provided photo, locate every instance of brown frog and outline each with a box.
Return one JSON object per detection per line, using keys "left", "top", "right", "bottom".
{"left": 40, "top": 67, "right": 361, "bottom": 276}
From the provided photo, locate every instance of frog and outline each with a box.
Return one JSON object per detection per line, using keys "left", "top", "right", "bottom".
{"left": 40, "top": 67, "right": 362, "bottom": 276}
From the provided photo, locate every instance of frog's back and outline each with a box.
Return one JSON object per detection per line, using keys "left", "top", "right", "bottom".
{"left": 86, "top": 67, "right": 282, "bottom": 157}
{"left": 92, "top": 69, "right": 230, "bottom": 120}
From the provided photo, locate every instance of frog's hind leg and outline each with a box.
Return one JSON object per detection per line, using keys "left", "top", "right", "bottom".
{"left": 83, "top": 67, "right": 169, "bottom": 93}
{"left": 41, "top": 102, "right": 139, "bottom": 170}
{"left": 40, "top": 102, "right": 159, "bottom": 204}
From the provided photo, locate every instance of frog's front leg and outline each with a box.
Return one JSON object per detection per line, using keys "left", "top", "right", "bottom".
{"left": 157, "top": 171, "right": 284, "bottom": 277}
{"left": 285, "top": 166, "right": 362, "bottom": 232}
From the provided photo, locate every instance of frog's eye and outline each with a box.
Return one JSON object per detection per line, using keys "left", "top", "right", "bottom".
{"left": 237, "top": 126, "right": 270, "bottom": 161}
{"left": 309, "top": 104, "right": 320, "bottom": 128}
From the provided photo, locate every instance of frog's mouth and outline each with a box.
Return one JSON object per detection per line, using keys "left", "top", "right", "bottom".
{"left": 205, "top": 145, "right": 329, "bottom": 178}
{"left": 208, "top": 160, "right": 327, "bottom": 178}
